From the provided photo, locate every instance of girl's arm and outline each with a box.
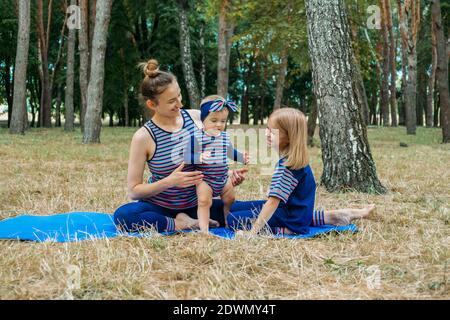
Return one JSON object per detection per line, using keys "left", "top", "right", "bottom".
{"left": 127, "top": 129, "right": 203, "bottom": 200}
{"left": 249, "top": 197, "right": 281, "bottom": 234}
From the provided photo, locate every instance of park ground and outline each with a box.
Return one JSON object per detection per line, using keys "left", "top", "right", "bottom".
{"left": 0, "top": 125, "right": 448, "bottom": 299}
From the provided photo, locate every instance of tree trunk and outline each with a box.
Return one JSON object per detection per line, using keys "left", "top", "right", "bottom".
{"left": 273, "top": 50, "right": 288, "bottom": 110}
{"left": 432, "top": 0, "right": 450, "bottom": 143}
{"left": 65, "top": 0, "right": 76, "bottom": 131}
{"left": 217, "top": 0, "right": 233, "bottom": 97}
{"left": 417, "top": 67, "right": 427, "bottom": 126}
{"left": 79, "top": 0, "right": 90, "bottom": 132}
{"left": 305, "top": 0, "right": 386, "bottom": 194}
{"left": 397, "top": 0, "right": 408, "bottom": 126}
{"left": 399, "top": 0, "right": 420, "bottom": 135}
{"left": 4, "top": 57, "right": 14, "bottom": 128}
{"left": 55, "top": 86, "right": 62, "bottom": 127}
{"left": 427, "top": 11, "right": 437, "bottom": 128}
{"left": 37, "top": 0, "right": 53, "bottom": 128}
{"left": 178, "top": 0, "right": 200, "bottom": 109}
{"left": 82, "top": 0, "right": 113, "bottom": 144}
{"left": 199, "top": 21, "right": 206, "bottom": 98}
{"left": 380, "top": 0, "right": 390, "bottom": 126}
{"left": 385, "top": 0, "right": 398, "bottom": 126}
{"left": 307, "top": 95, "right": 318, "bottom": 146}
{"left": 10, "top": 0, "right": 30, "bottom": 135}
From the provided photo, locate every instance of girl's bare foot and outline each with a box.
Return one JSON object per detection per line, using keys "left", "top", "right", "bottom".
{"left": 326, "top": 204, "right": 376, "bottom": 226}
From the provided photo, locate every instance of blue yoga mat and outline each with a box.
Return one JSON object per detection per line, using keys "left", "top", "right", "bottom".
{"left": 0, "top": 212, "right": 358, "bottom": 243}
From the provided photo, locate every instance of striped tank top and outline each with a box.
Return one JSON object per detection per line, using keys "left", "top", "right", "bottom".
{"left": 143, "top": 109, "right": 198, "bottom": 209}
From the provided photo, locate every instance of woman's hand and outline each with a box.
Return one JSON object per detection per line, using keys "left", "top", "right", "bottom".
{"left": 229, "top": 168, "right": 248, "bottom": 187}
{"left": 166, "top": 162, "right": 204, "bottom": 188}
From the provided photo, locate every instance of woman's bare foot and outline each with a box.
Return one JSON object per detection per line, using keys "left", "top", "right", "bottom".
{"left": 174, "top": 213, "right": 220, "bottom": 231}
{"left": 174, "top": 213, "right": 199, "bottom": 230}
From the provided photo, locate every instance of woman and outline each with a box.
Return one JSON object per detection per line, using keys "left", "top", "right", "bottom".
{"left": 113, "top": 59, "right": 247, "bottom": 232}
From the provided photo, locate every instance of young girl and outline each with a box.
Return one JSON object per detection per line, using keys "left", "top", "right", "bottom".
{"left": 227, "top": 107, "right": 375, "bottom": 236}
{"left": 185, "top": 95, "right": 249, "bottom": 234}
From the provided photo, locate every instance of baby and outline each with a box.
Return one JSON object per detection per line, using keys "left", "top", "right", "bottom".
{"left": 185, "top": 95, "right": 249, "bottom": 233}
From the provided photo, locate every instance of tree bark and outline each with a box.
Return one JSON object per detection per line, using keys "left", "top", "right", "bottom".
{"left": 432, "top": 0, "right": 450, "bottom": 142}
{"left": 79, "top": 0, "right": 90, "bottom": 132}
{"left": 10, "top": 0, "right": 30, "bottom": 135}
{"left": 385, "top": 0, "right": 398, "bottom": 126}
{"left": 65, "top": 0, "right": 76, "bottom": 131}
{"left": 178, "top": 0, "right": 200, "bottom": 109}
{"left": 305, "top": 0, "right": 386, "bottom": 194}
{"left": 82, "top": 0, "right": 114, "bottom": 144}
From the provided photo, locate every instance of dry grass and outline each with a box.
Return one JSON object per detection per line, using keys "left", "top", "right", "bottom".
{"left": 0, "top": 125, "right": 449, "bottom": 300}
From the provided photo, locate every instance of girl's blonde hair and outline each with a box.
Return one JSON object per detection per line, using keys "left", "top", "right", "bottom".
{"left": 269, "top": 107, "right": 309, "bottom": 170}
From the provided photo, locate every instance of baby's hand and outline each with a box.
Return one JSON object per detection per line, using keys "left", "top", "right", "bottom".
{"left": 199, "top": 151, "right": 212, "bottom": 163}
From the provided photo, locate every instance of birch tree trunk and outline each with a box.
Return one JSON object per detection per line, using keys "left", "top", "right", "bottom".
{"left": 178, "top": 0, "right": 200, "bottom": 109}
{"left": 82, "top": 0, "right": 113, "bottom": 144}
{"left": 305, "top": 0, "right": 386, "bottom": 194}
{"left": 432, "top": 0, "right": 450, "bottom": 143}
{"left": 78, "top": 0, "right": 90, "bottom": 132}
{"left": 10, "top": 0, "right": 30, "bottom": 135}
{"left": 64, "top": 0, "right": 76, "bottom": 131}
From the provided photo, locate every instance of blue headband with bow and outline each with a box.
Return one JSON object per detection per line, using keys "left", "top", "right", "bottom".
{"left": 200, "top": 99, "right": 238, "bottom": 122}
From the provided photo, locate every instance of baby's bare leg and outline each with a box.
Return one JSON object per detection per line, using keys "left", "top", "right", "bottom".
{"left": 323, "top": 204, "right": 376, "bottom": 226}
{"left": 220, "top": 180, "right": 236, "bottom": 227}
{"left": 197, "top": 181, "right": 213, "bottom": 233}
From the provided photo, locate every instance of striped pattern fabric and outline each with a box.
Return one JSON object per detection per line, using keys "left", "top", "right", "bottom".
{"left": 312, "top": 209, "right": 325, "bottom": 226}
{"left": 195, "top": 131, "right": 232, "bottom": 197}
{"left": 267, "top": 159, "right": 299, "bottom": 203}
{"left": 143, "top": 109, "right": 199, "bottom": 209}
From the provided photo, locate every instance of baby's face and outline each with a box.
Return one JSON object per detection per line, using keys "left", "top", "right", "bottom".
{"left": 203, "top": 109, "right": 229, "bottom": 132}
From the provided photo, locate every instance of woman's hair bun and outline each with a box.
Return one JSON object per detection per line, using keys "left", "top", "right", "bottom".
{"left": 142, "top": 59, "right": 160, "bottom": 78}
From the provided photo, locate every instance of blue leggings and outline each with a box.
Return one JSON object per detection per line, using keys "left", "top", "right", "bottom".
{"left": 114, "top": 199, "right": 322, "bottom": 234}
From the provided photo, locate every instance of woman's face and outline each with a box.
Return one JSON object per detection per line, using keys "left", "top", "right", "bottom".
{"left": 147, "top": 81, "right": 183, "bottom": 117}
{"left": 266, "top": 118, "right": 289, "bottom": 152}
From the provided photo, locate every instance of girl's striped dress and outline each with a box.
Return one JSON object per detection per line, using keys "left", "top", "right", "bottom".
{"left": 143, "top": 109, "right": 199, "bottom": 209}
